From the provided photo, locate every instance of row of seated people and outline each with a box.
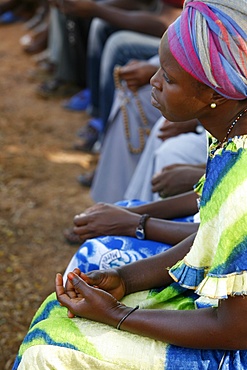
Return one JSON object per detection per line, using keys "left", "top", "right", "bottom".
{"left": 3, "top": 0, "right": 206, "bottom": 241}
{"left": 1, "top": 0, "right": 205, "bottom": 236}
{"left": 12, "top": 0, "right": 247, "bottom": 368}
{"left": 31, "top": 0, "right": 206, "bottom": 243}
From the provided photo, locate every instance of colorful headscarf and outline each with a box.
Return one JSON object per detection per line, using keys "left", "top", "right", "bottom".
{"left": 167, "top": 0, "right": 247, "bottom": 99}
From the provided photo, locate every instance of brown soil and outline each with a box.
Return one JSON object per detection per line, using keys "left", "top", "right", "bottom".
{"left": 0, "top": 22, "right": 96, "bottom": 369}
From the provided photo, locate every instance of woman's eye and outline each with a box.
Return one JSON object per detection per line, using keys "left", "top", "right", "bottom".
{"left": 163, "top": 73, "right": 171, "bottom": 83}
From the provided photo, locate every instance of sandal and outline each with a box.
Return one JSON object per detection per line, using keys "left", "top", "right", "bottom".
{"left": 36, "top": 78, "right": 79, "bottom": 99}
{"left": 77, "top": 170, "right": 95, "bottom": 188}
{"left": 0, "top": 10, "right": 20, "bottom": 24}
{"left": 62, "top": 89, "right": 91, "bottom": 111}
{"left": 63, "top": 228, "right": 81, "bottom": 245}
{"left": 73, "top": 123, "right": 100, "bottom": 153}
{"left": 26, "top": 60, "right": 56, "bottom": 82}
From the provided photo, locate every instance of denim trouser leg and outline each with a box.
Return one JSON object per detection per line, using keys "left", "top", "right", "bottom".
{"left": 54, "top": 11, "right": 75, "bottom": 82}
{"left": 48, "top": 7, "right": 63, "bottom": 65}
{"left": 87, "top": 18, "right": 118, "bottom": 119}
{"left": 99, "top": 31, "right": 160, "bottom": 132}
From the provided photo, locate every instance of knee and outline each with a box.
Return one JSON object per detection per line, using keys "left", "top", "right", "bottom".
{"left": 99, "top": 33, "right": 127, "bottom": 79}
{"left": 103, "top": 31, "right": 136, "bottom": 61}
{"left": 90, "top": 18, "right": 108, "bottom": 36}
{"left": 88, "top": 18, "right": 110, "bottom": 54}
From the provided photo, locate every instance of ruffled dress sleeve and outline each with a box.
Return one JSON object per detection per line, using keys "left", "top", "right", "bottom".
{"left": 169, "top": 136, "right": 247, "bottom": 304}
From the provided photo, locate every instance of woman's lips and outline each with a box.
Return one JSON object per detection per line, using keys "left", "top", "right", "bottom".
{"left": 151, "top": 91, "right": 160, "bottom": 109}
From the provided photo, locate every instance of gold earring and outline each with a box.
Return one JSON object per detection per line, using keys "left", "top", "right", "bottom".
{"left": 210, "top": 103, "right": 217, "bottom": 109}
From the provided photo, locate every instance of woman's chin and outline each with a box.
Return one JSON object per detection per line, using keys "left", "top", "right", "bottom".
{"left": 151, "top": 96, "right": 161, "bottom": 111}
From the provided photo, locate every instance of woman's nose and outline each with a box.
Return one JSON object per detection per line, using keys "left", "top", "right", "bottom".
{"left": 150, "top": 68, "right": 162, "bottom": 91}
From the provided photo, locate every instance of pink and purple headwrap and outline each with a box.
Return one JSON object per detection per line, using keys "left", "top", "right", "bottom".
{"left": 167, "top": 0, "right": 247, "bottom": 99}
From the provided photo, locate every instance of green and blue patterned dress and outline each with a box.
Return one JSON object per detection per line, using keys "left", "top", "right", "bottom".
{"left": 13, "top": 136, "right": 247, "bottom": 369}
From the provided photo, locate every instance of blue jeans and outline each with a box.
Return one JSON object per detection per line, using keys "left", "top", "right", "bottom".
{"left": 87, "top": 18, "right": 160, "bottom": 132}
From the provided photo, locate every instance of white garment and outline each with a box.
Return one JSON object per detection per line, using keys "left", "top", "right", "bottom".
{"left": 124, "top": 117, "right": 208, "bottom": 201}
{"left": 90, "top": 85, "right": 161, "bottom": 203}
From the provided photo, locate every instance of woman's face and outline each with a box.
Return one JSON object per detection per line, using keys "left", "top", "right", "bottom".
{"left": 150, "top": 33, "right": 212, "bottom": 122}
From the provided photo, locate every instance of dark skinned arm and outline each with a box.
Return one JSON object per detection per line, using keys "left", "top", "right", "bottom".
{"left": 50, "top": 0, "right": 157, "bottom": 12}
{"left": 116, "top": 234, "right": 247, "bottom": 348}
{"left": 127, "top": 190, "right": 199, "bottom": 219}
{"left": 101, "top": 0, "right": 157, "bottom": 9}
{"left": 118, "top": 233, "right": 197, "bottom": 294}
{"left": 119, "top": 295, "right": 247, "bottom": 349}
{"left": 57, "top": 1, "right": 182, "bottom": 37}
{"left": 73, "top": 195, "right": 199, "bottom": 245}
{"left": 57, "top": 233, "right": 247, "bottom": 350}
{"left": 144, "top": 218, "right": 199, "bottom": 245}
{"left": 57, "top": 277, "right": 247, "bottom": 350}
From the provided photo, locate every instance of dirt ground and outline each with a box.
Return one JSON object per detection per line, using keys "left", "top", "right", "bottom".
{"left": 0, "top": 22, "right": 96, "bottom": 369}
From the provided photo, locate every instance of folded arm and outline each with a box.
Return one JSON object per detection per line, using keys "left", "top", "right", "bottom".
{"left": 128, "top": 190, "right": 199, "bottom": 219}
{"left": 56, "top": 0, "right": 182, "bottom": 37}
{"left": 119, "top": 295, "right": 247, "bottom": 349}
{"left": 73, "top": 195, "right": 199, "bottom": 245}
{"left": 57, "top": 234, "right": 247, "bottom": 350}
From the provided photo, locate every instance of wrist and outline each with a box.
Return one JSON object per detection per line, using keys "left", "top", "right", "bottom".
{"left": 124, "top": 212, "right": 143, "bottom": 238}
{"left": 116, "top": 305, "right": 139, "bottom": 330}
{"left": 107, "top": 302, "right": 127, "bottom": 328}
{"left": 116, "top": 265, "right": 133, "bottom": 296}
{"left": 135, "top": 214, "right": 150, "bottom": 240}
{"left": 107, "top": 303, "right": 137, "bottom": 330}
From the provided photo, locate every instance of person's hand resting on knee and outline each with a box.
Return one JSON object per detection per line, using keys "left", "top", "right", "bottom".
{"left": 152, "top": 163, "right": 206, "bottom": 198}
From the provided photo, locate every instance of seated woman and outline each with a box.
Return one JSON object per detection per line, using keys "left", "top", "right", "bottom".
{"left": 13, "top": 1, "right": 247, "bottom": 369}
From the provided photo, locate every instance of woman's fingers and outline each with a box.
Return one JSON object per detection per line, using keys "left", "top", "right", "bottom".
{"left": 56, "top": 272, "right": 89, "bottom": 310}
{"left": 65, "top": 268, "right": 83, "bottom": 297}
{"left": 73, "top": 213, "right": 88, "bottom": 226}
{"left": 55, "top": 273, "right": 69, "bottom": 305}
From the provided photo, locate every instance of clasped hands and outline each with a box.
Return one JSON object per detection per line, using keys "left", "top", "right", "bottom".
{"left": 56, "top": 267, "right": 130, "bottom": 327}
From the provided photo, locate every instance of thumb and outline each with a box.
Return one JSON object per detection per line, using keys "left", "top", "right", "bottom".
{"left": 68, "top": 272, "right": 89, "bottom": 294}
{"left": 83, "top": 270, "right": 105, "bottom": 286}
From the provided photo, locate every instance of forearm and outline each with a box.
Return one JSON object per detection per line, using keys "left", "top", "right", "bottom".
{"left": 83, "top": 3, "right": 166, "bottom": 37}
{"left": 145, "top": 218, "right": 199, "bottom": 245}
{"left": 119, "top": 306, "right": 236, "bottom": 349}
{"left": 117, "top": 233, "right": 196, "bottom": 295}
{"left": 117, "top": 294, "right": 247, "bottom": 350}
{"left": 102, "top": 0, "right": 155, "bottom": 10}
{"left": 128, "top": 191, "right": 199, "bottom": 219}
{"left": 124, "top": 212, "right": 199, "bottom": 244}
